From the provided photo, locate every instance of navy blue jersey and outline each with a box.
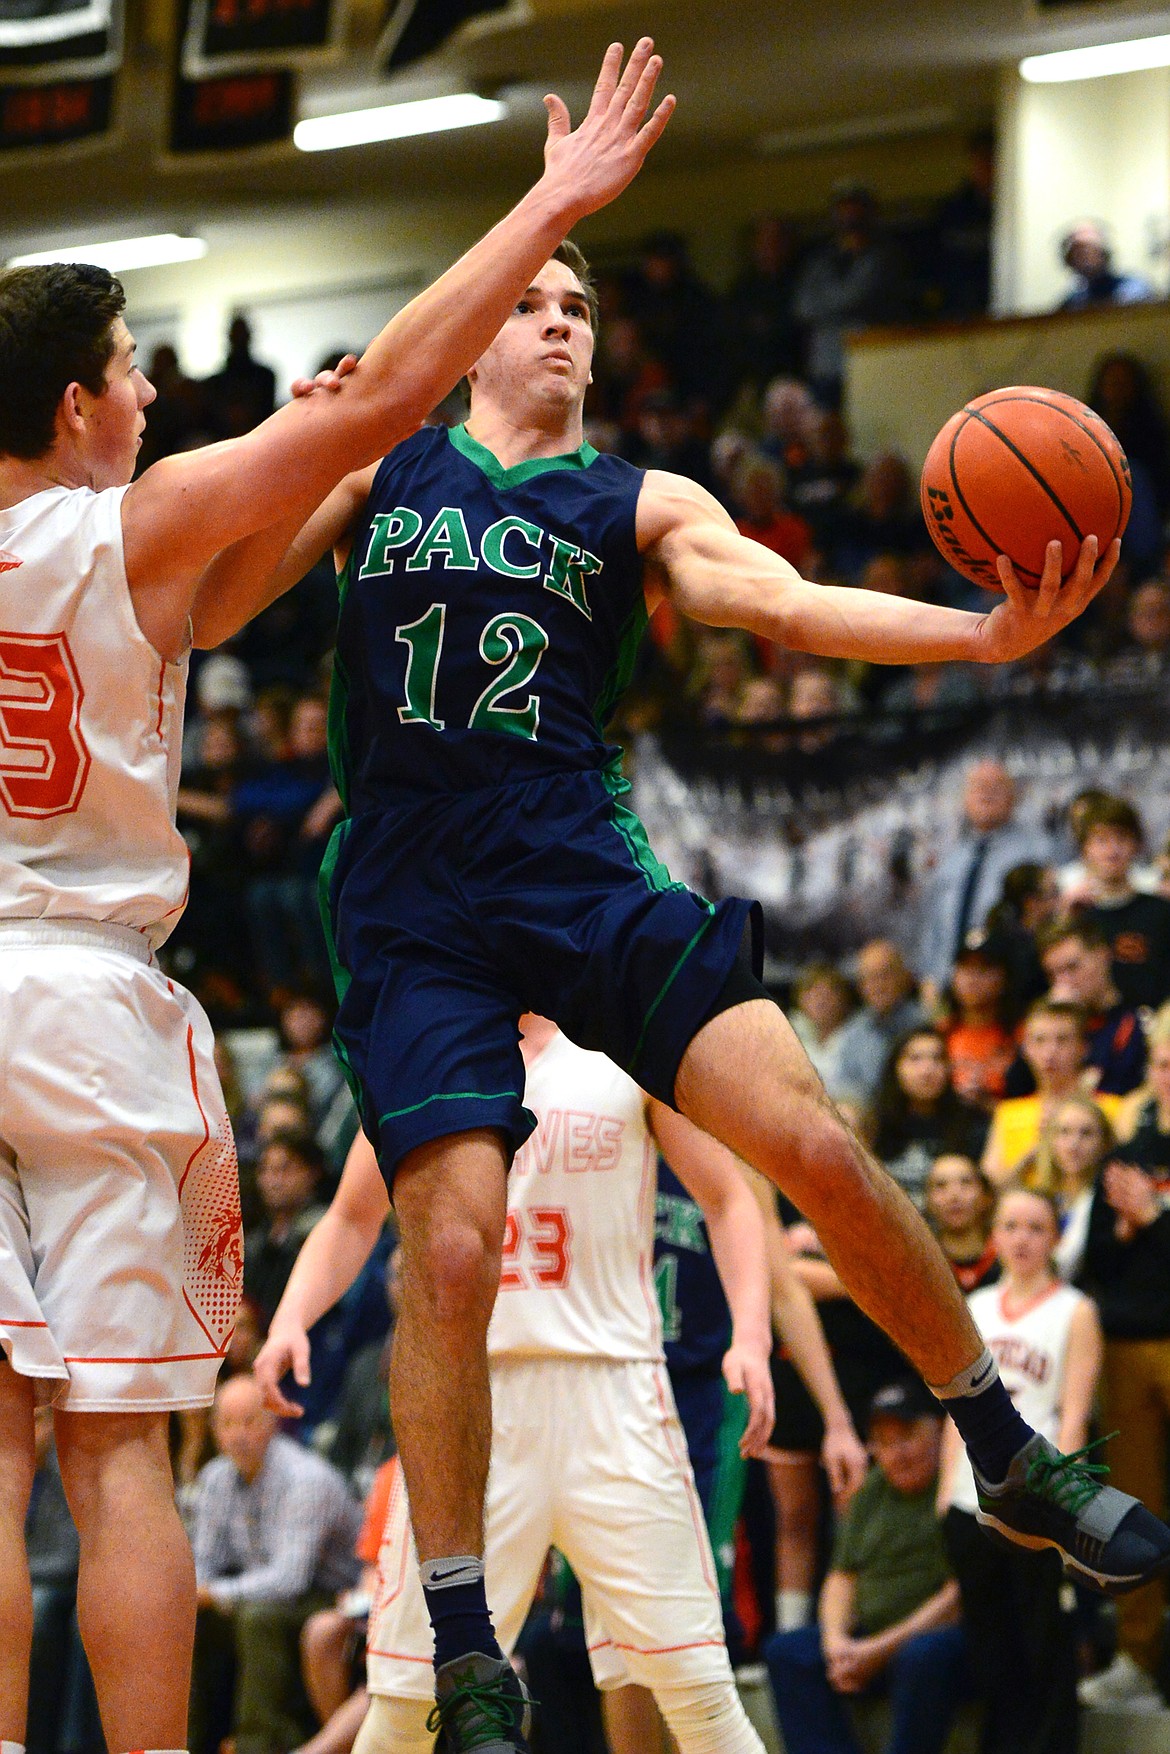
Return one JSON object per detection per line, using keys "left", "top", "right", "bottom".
{"left": 654, "top": 1159, "right": 732, "bottom": 1376}
{"left": 330, "top": 423, "right": 647, "bottom": 808}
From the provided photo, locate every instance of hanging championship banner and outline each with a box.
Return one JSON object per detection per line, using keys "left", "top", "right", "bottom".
{"left": 0, "top": 70, "right": 111, "bottom": 145}
{"left": 170, "top": 64, "right": 292, "bottom": 152}
{"left": 379, "top": 0, "right": 511, "bottom": 72}
{"left": 0, "top": 0, "right": 122, "bottom": 79}
{"left": 181, "top": 0, "right": 344, "bottom": 77}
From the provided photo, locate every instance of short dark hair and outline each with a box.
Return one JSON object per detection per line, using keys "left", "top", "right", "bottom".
{"left": 259, "top": 1127, "right": 324, "bottom": 1178}
{"left": 1024, "top": 997, "right": 1087, "bottom": 1037}
{"left": 552, "top": 239, "right": 599, "bottom": 333}
{"left": 1075, "top": 794, "right": 1143, "bottom": 849}
{"left": 0, "top": 263, "right": 125, "bottom": 460}
{"left": 1037, "top": 918, "right": 1112, "bottom": 959}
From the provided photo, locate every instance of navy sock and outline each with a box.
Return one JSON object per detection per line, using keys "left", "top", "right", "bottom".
{"left": 933, "top": 1351, "right": 1034, "bottom": 1485}
{"left": 421, "top": 1556, "right": 503, "bottom": 1671}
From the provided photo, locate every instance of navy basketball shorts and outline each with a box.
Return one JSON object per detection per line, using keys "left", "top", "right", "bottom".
{"left": 321, "top": 767, "right": 757, "bottom": 1180}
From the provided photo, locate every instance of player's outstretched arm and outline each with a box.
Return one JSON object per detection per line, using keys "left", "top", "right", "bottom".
{"left": 253, "top": 1130, "right": 390, "bottom": 1417}
{"left": 647, "top": 1100, "right": 774, "bottom": 1455}
{"left": 639, "top": 471, "right": 1119, "bottom": 667}
{"left": 124, "top": 40, "right": 675, "bottom": 657}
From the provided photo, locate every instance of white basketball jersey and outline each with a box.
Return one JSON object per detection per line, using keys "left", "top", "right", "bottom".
{"left": 487, "top": 1031, "right": 663, "bottom": 1364}
{"left": 0, "top": 486, "right": 189, "bottom": 947}
{"left": 951, "top": 1279, "right": 1087, "bottom": 1514}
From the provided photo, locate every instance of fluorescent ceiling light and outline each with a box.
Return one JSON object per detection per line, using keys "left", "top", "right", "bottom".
{"left": 295, "top": 92, "right": 504, "bottom": 153}
{"left": 1020, "top": 34, "right": 1170, "bottom": 83}
{"left": 7, "top": 234, "right": 208, "bottom": 272}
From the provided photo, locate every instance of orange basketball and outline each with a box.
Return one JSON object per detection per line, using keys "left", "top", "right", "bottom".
{"left": 920, "top": 386, "right": 1131, "bottom": 591}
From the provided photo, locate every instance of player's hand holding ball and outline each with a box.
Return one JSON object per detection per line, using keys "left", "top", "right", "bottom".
{"left": 920, "top": 386, "right": 1127, "bottom": 662}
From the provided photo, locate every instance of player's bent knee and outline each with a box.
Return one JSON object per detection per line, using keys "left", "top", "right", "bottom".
{"left": 414, "top": 1220, "right": 502, "bottom": 1326}
{"left": 654, "top": 1679, "right": 766, "bottom": 1754}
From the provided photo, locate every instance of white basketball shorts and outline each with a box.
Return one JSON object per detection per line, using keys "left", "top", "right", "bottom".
{"left": 0, "top": 921, "right": 242, "bottom": 1410}
{"left": 366, "top": 1354, "right": 731, "bottom": 1703}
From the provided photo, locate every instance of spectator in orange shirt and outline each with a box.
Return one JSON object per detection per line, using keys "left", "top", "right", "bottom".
{"left": 943, "top": 945, "right": 1016, "bottom": 1110}
{"left": 734, "top": 452, "right": 813, "bottom": 572}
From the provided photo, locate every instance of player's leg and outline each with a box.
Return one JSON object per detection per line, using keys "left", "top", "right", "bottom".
{"left": 676, "top": 997, "right": 1170, "bottom": 1589}
{"left": 600, "top": 1684, "right": 666, "bottom": 1754}
{"left": 0, "top": 1359, "right": 36, "bottom": 1744}
{"left": 390, "top": 1128, "right": 508, "bottom": 1575}
{"left": 54, "top": 1407, "right": 195, "bottom": 1750}
{"left": 361, "top": 1347, "right": 554, "bottom": 1746}
{"left": 678, "top": 1000, "right": 977, "bottom": 1387}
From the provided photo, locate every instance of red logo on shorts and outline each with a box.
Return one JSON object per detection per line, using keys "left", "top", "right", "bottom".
{"left": 0, "top": 551, "right": 21, "bottom": 572}
{"left": 198, "top": 1199, "right": 244, "bottom": 1289}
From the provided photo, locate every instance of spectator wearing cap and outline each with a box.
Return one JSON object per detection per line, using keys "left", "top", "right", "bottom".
{"left": 940, "top": 1186, "right": 1100, "bottom": 1749}
{"left": 1057, "top": 221, "right": 1155, "bottom": 312}
{"left": 832, "top": 941, "right": 927, "bottom": 1108}
{"left": 792, "top": 184, "right": 908, "bottom": 408}
{"left": 1070, "top": 796, "right": 1170, "bottom": 1011}
{"left": 916, "top": 760, "right": 1052, "bottom": 998}
{"left": 1037, "top": 918, "right": 1147, "bottom": 1095}
{"left": 765, "top": 1378, "right": 966, "bottom": 1754}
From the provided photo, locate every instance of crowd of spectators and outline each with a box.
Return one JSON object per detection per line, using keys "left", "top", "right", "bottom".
{"left": 24, "top": 172, "right": 1170, "bottom": 1754}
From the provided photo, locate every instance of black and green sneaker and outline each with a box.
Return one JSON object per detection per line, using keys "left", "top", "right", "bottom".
{"left": 427, "top": 1652, "right": 532, "bottom": 1752}
{"left": 974, "top": 1432, "right": 1170, "bottom": 1595}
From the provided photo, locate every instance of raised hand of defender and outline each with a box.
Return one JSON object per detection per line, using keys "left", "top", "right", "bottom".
{"left": 253, "top": 1323, "right": 311, "bottom": 1417}
{"left": 976, "top": 534, "right": 1120, "bottom": 663}
{"left": 542, "top": 38, "right": 675, "bottom": 222}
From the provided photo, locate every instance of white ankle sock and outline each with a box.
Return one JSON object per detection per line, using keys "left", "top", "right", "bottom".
{"left": 775, "top": 1589, "right": 812, "bottom": 1630}
{"left": 2, "top": 1740, "right": 27, "bottom": 1754}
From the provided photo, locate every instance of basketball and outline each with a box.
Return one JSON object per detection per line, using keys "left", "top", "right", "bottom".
{"left": 920, "top": 386, "right": 1131, "bottom": 591}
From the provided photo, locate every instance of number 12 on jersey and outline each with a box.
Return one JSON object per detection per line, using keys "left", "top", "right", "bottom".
{"left": 396, "top": 602, "right": 549, "bottom": 742}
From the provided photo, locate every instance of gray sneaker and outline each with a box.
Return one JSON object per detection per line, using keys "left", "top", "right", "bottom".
{"left": 974, "top": 1433, "right": 1170, "bottom": 1595}
{"left": 427, "top": 1652, "right": 532, "bottom": 1752}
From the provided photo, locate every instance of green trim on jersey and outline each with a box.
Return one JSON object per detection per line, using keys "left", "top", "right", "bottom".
{"left": 378, "top": 1088, "right": 521, "bottom": 1126}
{"left": 327, "top": 552, "right": 356, "bottom": 812}
{"left": 448, "top": 422, "right": 599, "bottom": 490}
{"left": 317, "top": 821, "right": 362, "bottom": 1109}
{"left": 708, "top": 1382, "right": 750, "bottom": 1603}
{"left": 593, "top": 593, "right": 650, "bottom": 733}
{"left": 631, "top": 901, "right": 718, "bottom": 1074}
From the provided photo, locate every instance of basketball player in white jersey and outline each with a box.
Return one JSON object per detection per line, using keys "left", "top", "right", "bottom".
{"left": 255, "top": 1015, "right": 861, "bottom": 1754}
{"left": 0, "top": 46, "right": 672, "bottom": 1754}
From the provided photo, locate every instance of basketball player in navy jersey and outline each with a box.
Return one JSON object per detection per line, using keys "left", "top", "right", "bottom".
{"left": 204, "top": 243, "right": 1168, "bottom": 1750}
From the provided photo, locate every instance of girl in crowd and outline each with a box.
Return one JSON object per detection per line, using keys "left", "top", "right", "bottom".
{"left": 871, "top": 1027, "right": 989, "bottom": 1207}
{"left": 924, "top": 1154, "right": 999, "bottom": 1293}
{"left": 940, "top": 1188, "right": 1102, "bottom": 1754}
{"left": 1031, "top": 1095, "right": 1116, "bottom": 1281}
{"left": 943, "top": 945, "right": 1016, "bottom": 1110}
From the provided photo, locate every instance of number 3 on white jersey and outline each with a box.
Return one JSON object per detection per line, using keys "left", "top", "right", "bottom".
{"left": 0, "top": 631, "right": 90, "bottom": 818}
